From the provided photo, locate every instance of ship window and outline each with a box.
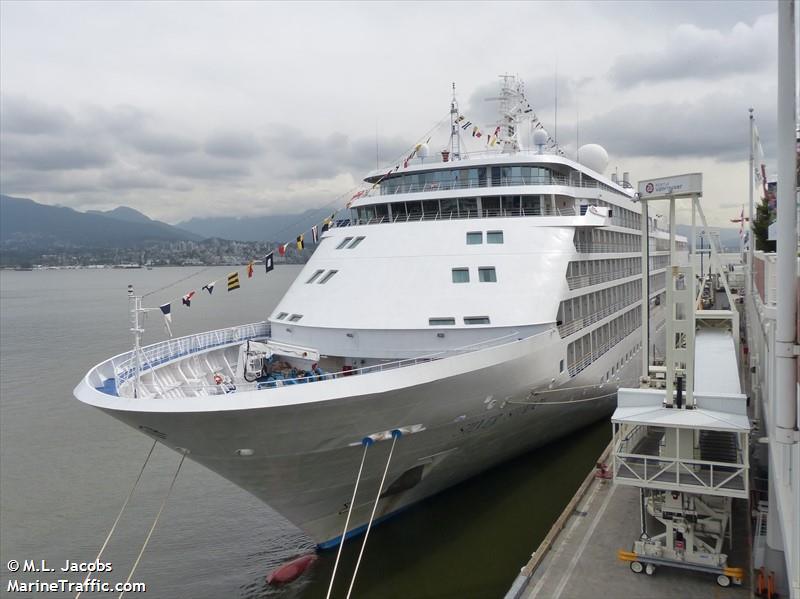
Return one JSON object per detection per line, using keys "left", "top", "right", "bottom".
{"left": 440, "top": 198, "right": 458, "bottom": 217}
{"left": 275, "top": 312, "right": 288, "bottom": 320}
{"left": 482, "top": 197, "right": 500, "bottom": 214}
{"left": 487, "top": 231, "right": 504, "bottom": 244}
{"left": 560, "top": 359, "right": 564, "bottom": 372}
{"left": 452, "top": 268, "right": 470, "bottom": 283}
{"left": 318, "top": 270, "right": 338, "bottom": 284}
{"left": 288, "top": 314, "right": 303, "bottom": 322}
{"left": 337, "top": 237, "right": 354, "bottom": 249}
{"left": 429, "top": 317, "right": 456, "bottom": 326}
{"left": 478, "top": 267, "right": 497, "bottom": 282}
{"left": 464, "top": 316, "right": 491, "bottom": 325}
{"left": 306, "top": 269, "right": 324, "bottom": 284}
{"left": 466, "top": 232, "right": 482, "bottom": 245}
{"left": 347, "top": 236, "right": 365, "bottom": 249}
{"left": 423, "top": 199, "right": 439, "bottom": 217}
{"left": 458, "top": 197, "right": 478, "bottom": 217}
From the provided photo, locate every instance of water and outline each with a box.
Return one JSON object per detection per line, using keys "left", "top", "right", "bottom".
{"left": 0, "top": 267, "right": 610, "bottom": 598}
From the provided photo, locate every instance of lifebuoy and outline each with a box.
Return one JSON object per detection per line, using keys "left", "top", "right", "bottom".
{"left": 213, "top": 373, "right": 223, "bottom": 385}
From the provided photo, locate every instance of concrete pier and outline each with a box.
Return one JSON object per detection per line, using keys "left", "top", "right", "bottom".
{"left": 507, "top": 460, "right": 750, "bottom": 599}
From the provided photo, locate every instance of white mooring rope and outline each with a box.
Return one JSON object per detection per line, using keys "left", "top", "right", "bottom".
{"left": 118, "top": 451, "right": 186, "bottom": 598}
{"left": 75, "top": 440, "right": 157, "bottom": 599}
{"left": 325, "top": 440, "right": 372, "bottom": 599}
{"left": 346, "top": 430, "right": 401, "bottom": 599}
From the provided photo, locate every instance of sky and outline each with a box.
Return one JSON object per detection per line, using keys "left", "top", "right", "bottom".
{"left": 0, "top": 0, "right": 782, "bottom": 227}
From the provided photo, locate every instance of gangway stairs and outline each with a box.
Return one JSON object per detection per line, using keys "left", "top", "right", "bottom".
{"left": 613, "top": 174, "right": 750, "bottom": 588}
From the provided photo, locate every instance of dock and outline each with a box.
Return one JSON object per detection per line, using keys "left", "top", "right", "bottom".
{"left": 506, "top": 453, "right": 750, "bottom": 599}
{"left": 508, "top": 178, "right": 763, "bottom": 599}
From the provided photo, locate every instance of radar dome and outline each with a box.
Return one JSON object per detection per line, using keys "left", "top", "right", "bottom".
{"left": 578, "top": 144, "right": 609, "bottom": 174}
{"left": 533, "top": 129, "right": 549, "bottom": 146}
{"left": 415, "top": 143, "right": 429, "bottom": 159}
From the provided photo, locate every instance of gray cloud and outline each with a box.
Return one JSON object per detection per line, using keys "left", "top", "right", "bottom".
{"left": 579, "top": 89, "right": 776, "bottom": 162}
{"left": 204, "top": 131, "right": 263, "bottom": 159}
{"left": 160, "top": 153, "right": 252, "bottom": 180}
{"left": 610, "top": 13, "right": 775, "bottom": 88}
{"left": 1, "top": 95, "right": 73, "bottom": 134}
{"left": 1, "top": 135, "right": 112, "bottom": 170}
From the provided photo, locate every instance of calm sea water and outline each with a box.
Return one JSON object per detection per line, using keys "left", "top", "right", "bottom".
{"left": 0, "top": 267, "right": 609, "bottom": 598}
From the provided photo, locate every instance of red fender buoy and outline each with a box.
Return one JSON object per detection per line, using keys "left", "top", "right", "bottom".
{"left": 266, "top": 554, "right": 317, "bottom": 585}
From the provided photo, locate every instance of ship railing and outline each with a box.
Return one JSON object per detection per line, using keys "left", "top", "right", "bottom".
{"left": 374, "top": 174, "right": 613, "bottom": 196}
{"left": 567, "top": 318, "right": 641, "bottom": 377}
{"left": 566, "top": 268, "right": 642, "bottom": 290}
{"left": 143, "top": 329, "right": 526, "bottom": 399}
{"left": 113, "top": 321, "right": 271, "bottom": 385}
{"left": 573, "top": 242, "right": 643, "bottom": 253}
{"left": 558, "top": 297, "right": 642, "bottom": 338}
{"left": 342, "top": 206, "right": 578, "bottom": 227}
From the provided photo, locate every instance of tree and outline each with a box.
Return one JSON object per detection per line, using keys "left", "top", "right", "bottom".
{"left": 752, "top": 192, "right": 776, "bottom": 252}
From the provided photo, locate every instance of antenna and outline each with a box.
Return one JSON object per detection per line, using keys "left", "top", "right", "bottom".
{"left": 375, "top": 119, "right": 379, "bottom": 170}
{"left": 554, "top": 61, "right": 558, "bottom": 145}
{"left": 449, "top": 82, "right": 461, "bottom": 159}
{"left": 575, "top": 91, "right": 579, "bottom": 162}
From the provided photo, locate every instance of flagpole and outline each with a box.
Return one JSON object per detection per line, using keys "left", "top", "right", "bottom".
{"left": 128, "top": 286, "right": 144, "bottom": 399}
{"left": 747, "top": 108, "right": 755, "bottom": 301}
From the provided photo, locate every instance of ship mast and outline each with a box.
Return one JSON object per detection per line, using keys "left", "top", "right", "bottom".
{"left": 449, "top": 82, "right": 462, "bottom": 160}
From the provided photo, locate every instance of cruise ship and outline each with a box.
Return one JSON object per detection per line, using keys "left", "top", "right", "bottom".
{"left": 74, "top": 77, "right": 688, "bottom": 548}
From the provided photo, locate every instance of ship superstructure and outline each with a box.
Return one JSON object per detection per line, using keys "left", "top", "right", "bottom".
{"left": 75, "top": 77, "right": 688, "bottom": 547}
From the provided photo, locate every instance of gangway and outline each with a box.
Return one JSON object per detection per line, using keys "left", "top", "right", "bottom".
{"left": 612, "top": 174, "right": 750, "bottom": 588}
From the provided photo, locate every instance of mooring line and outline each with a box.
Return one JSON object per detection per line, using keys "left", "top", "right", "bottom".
{"left": 118, "top": 451, "right": 186, "bottom": 598}
{"left": 346, "top": 430, "right": 401, "bottom": 599}
{"left": 75, "top": 440, "right": 157, "bottom": 599}
{"left": 325, "top": 439, "right": 372, "bottom": 599}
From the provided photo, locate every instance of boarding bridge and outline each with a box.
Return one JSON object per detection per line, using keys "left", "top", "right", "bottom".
{"left": 612, "top": 173, "right": 750, "bottom": 587}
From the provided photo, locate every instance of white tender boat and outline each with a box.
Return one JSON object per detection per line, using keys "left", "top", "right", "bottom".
{"left": 75, "top": 77, "right": 688, "bottom": 548}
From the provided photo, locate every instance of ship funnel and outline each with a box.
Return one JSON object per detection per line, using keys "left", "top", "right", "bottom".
{"left": 623, "top": 172, "right": 630, "bottom": 185}
{"left": 611, "top": 173, "right": 618, "bottom": 183}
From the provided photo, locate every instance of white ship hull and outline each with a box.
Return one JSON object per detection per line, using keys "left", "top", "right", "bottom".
{"left": 75, "top": 78, "right": 686, "bottom": 550}
{"left": 76, "top": 324, "right": 647, "bottom": 547}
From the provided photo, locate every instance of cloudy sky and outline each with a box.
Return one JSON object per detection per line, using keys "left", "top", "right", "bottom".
{"left": 0, "top": 1, "right": 781, "bottom": 226}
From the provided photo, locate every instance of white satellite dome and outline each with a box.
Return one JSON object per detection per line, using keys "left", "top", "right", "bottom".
{"left": 532, "top": 128, "right": 549, "bottom": 147}
{"left": 578, "top": 144, "right": 609, "bottom": 174}
{"left": 415, "top": 142, "right": 429, "bottom": 159}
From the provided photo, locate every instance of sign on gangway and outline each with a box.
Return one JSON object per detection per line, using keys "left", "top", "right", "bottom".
{"left": 637, "top": 173, "right": 703, "bottom": 200}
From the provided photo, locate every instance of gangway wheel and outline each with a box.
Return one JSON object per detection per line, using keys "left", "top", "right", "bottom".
{"left": 644, "top": 563, "right": 656, "bottom": 576}
{"left": 716, "top": 574, "right": 731, "bottom": 587}
{"left": 630, "top": 561, "right": 644, "bottom": 574}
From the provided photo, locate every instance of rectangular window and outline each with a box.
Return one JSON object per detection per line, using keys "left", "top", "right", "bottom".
{"left": 466, "top": 232, "right": 482, "bottom": 245}
{"left": 347, "top": 236, "right": 365, "bottom": 249}
{"left": 478, "top": 267, "right": 497, "bottom": 282}
{"left": 306, "top": 269, "right": 324, "bottom": 284}
{"left": 428, "top": 317, "right": 456, "bottom": 326}
{"left": 336, "top": 237, "right": 353, "bottom": 249}
{"left": 458, "top": 197, "right": 478, "bottom": 216}
{"left": 452, "top": 268, "right": 470, "bottom": 283}
{"left": 288, "top": 314, "right": 303, "bottom": 322}
{"left": 464, "top": 316, "right": 491, "bottom": 325}
{"left": 318, "top": 270, "right": 338, "bottom": 284}
{"left": 275, "top": 312, "right": 288, "bottom": 320}
{"left": 486, "top": 231, "right": 504, "bottom": 244}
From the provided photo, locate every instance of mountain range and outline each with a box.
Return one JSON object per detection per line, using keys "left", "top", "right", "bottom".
{"left": 176, "top": 208, "right": 335, "bottom": 242}
{"left": 0, "top": 195, "right": 201, "bottom": 249}
{"left": 0, "top": 194, "right": 743, "bottom": 252}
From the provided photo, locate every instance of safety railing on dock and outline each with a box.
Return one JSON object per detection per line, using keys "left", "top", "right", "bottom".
{"left": 613, "top": 451, "right": 748, "bottom": 498}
